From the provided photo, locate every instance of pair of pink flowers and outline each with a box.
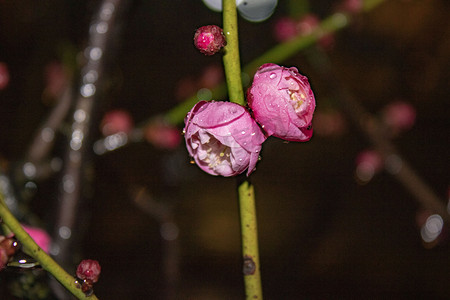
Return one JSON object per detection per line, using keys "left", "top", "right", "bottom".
{"left": 184, "top": 63, "right": 316, "bottom": 177}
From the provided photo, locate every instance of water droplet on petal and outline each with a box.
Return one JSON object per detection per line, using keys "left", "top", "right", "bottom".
{"left": 241, "top": 131, "right": 246, "bottom": 134}
{"left": 269, "top": 73, "right": 276, "bottom": 79}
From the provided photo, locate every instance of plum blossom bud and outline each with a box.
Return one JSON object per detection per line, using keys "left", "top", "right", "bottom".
{"left": 184, "top": 101, "right": 266, "bottom": 177}
{"left": 76, "top": 259, "right": 101, "bottom": 283}
{"left": 100, "top": 109, "right": 134, "bottom": 136}
{"left": 194, "top": 25, "right": 227, "bottom": 56}
{"left": 247, "top": 63, "right": 315, "bottom": 142}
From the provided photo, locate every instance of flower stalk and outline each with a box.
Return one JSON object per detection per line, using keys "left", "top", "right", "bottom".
{"left": 238, "top": 179, "right": 263, "bottom": 299}
{"left": 222, "top": 0, "right": 245, "bottom": 106}
{"left": 0, "top": 193, "right": 98, "bottom": 300}
{"left": 222, "top": 0, "right": 263, "bottom": 298}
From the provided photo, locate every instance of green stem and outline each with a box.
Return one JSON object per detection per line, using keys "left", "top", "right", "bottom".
{"left": 222, "top": 0, "right": 245, "bottom": 106}
{"left": 0, "top": 193, "right": 98, "bottom": 300}
{"left": 238, "top": 180, "right": 263, "bottom": 299}
{"left": 223, "top": 1, "right": 263, "bottom": 299}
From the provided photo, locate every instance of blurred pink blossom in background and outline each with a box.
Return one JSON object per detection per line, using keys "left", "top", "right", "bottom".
{"left": 100, "top": 109, "right": 134, "bottom": 136}
{"left": 145, "top": 121, "right": 181, "bottom": 150}
{"left": 381, "top": 100, "right": 416, "bottom": 135}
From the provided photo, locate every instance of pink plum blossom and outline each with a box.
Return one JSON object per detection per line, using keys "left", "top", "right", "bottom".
{"left": 247, "top": 63, "right": 315, "bottom": 142}
{"left": 194, "top": 25, "right": 227, "bottom": 56}
{"left": 22, "top": 225, "right": 51, "bottom": 253}
{"left": 184, "top": 101, "right": 266, "bottom": 177}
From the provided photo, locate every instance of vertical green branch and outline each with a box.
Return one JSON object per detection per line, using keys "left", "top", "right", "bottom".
{"left": 238, "top": 180, "right": 263, "bottom": 299}
{"left": 222, "top": 0, "right": 263, "bottom": 299}
{"left": 222, "top": 0, "right": 245, "bottom": 106}
{"left": 0, "top": 193, "right": 98, "bottom": 300}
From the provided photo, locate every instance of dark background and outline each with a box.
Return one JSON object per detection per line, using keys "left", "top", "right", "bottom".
{"left": 1, "top": 0, "right": 449, "bottom": 299}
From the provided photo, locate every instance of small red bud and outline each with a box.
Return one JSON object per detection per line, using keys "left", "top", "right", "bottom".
{"left": 194, "top": 25, "right": 227, "bottom": 56}
{"left": 76, "top": 259, "right": 101, "bottom": 283}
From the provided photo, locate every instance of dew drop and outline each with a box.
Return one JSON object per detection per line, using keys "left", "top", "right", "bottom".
{"left": 251, "top": 132, "right": 256, "bottom": 136}
{"left": 269, "top": 73, "right": 276, "bottom": 79}
{"left": 241, "top": 131, "right": 246, "bottom": 135}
